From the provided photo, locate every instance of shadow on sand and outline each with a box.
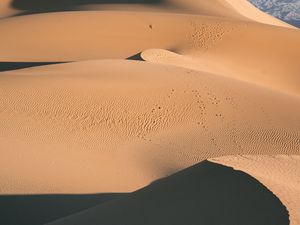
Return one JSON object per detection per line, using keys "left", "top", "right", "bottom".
{"left": 0, "top": 193, "right": 127, "bottom": 225}
{"left": 126, "top": 52, "right": 144, "bottom": 61}
{"left": 11, "top": 0, "right": 163, "bottom": 15}
{"left": 0, "top": 62, "right": 68, "bottom": 72}
{"left": 3, "top": 161, "right": 287, "bottom": 225}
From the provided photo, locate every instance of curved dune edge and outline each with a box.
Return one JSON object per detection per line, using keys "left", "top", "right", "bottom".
{"left": 224, "top": 0, "right": 294, "bottom": 28}
{"left": 0, "top": 0, "right": 295, "bottom": 30}
{"left": 0, "top": 0, "right": 284, "bottom": 23}
{"left": 0, "top": 11, "right": 299, "bottom": 94}
{"left": 141, "top": 48, "right": 300, "bottom": 95}
{"left": 210, "top": 155, "right": 300, "bottom": 225}
{"left": 141, "top": 48, "right": 212, "bottom": 72}
{"left": 39, "top": 160, "right": 288, "bottom": 225}
{"left": 3, "top": 0, "right": 294, "bottom": 29}
{"left": 0, "top": 60, "right": 299, "bottom": 194}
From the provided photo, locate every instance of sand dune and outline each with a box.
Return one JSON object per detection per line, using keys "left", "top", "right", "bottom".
{"left": 0, "top": 0, "right": 299, "bottom": 224}
{"left": 0, "top": 11, "right": 299, "bottom": 94}
{"left": 0, "top": 0, "right": 18, "bottom": 18}
{"left": 211, "top": 155, "right": 300, "bottom": 225}
{"left": 0, "top": 60, "right": 299, "bottom": 195}
{"left": 141, "top": 46, "right": 300, "bottom": 95}
{"left": 1, "top": 193, "right": 126, "bottom": 225}
{"left": 0, "top": 0, "right": 249, "bottom": 18}
{"left": 3, "top": 0, "right": 294, "bottom": 28}
{"left": 225, "top": 0, "right": 294, "bottom": 28}
{"left": 45, "top": 161, "right": 288, "bottom": 225}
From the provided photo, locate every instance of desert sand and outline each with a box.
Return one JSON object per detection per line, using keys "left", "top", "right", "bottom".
{"left": 0, "top": 0, "right": 18, "bottom": 18}
{"left": 211, "top": 155, "right": 300, "bottom": 225}
{"left": 0, "top": 1, "right": 299, "bottom": 225}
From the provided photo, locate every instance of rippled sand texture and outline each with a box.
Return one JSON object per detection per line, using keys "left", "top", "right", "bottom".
{"left": 0, "top": 1, "right": 299, "bottom": 225}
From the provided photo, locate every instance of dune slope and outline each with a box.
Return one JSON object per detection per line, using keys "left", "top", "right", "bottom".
{"left": 225, "top": 0, "right": 293, "bottom": 28}
{"left": 0, "top": 60, "right": 299, "bottom": 194}
{"left": 5, "top": 0, "right": 294, "bottom": 29}
{"left": 0, "top": 193, "right": 126, "bottom": 225}
{"left": 46, "top": 161, "right": 288, "bottom": 225}
{"left": 210, "top": 155, "right": 300, "bottom": 225}
{"left": 0, "top": 12, "right": 299, "bottom": 94}
{"left": 0, "top": 0, "right": 19, "bottom": 18}
{"left": 0, "top": 0, "right": 299, "bottom": 224}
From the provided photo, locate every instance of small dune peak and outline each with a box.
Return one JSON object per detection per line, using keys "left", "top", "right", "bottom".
{"left": 126, "top": 52, "right": 144, "bottom": 61}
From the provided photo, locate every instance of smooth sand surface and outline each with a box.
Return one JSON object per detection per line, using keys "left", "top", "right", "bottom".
{"left": 1, "top": 59, "right": 299, "bottom": 194}
{"left": 225, "top": 0, "right": 294, "bottom": 28}
{"left": 0, "top": 11, "right": 299, "bottom": 94}
{"left": 0, "top": 0, "right": 19, "bottom": 18}
{"left": 5, "top": 0, "right": 294, "bottom": 28}
{"left": 0, "top": 0, "right": 299, "bottom": 225}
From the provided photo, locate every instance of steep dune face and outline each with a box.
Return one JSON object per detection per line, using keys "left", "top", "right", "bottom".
{"left": 0, "top": 193, "right": 126, "bottom": 225}
{"left": 46, "top": 161, "right": 288, "bottom": 225}
{"left": 211, "top": 155, "right": 300, "bottom": 225}
{"left": 0, "top": 60, "right": 299, "bottom": 194}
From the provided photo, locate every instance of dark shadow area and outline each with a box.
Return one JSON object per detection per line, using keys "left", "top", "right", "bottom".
{"left": 126, "top": 52, "right": 144, "bottom": 61}
{"left": 11, "top": 0, "right": 163, "bottom": 15}
{"left": 0, "top": 62, "right": 68, "bottom": 72}
{"left": 49, "top": 161, "right": 289, "bottom": 225}
{"left": 0, "top": 193, "right": 127, "bottom": 225}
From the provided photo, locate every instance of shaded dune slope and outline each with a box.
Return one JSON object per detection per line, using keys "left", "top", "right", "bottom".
{"left": 46, "top": 161, "right": 289, "bottom": 225}
{"left": 0, "top": 62, "right": 68, "bottom": 72}
{"left": 211, "top": 155, "right": 300, "bottom": 225}
{"left": 0, "top": 0, "right": 241, "bottom": 18}
{"left": 0, "top": 193, "right": 126, "bottom": 225}
{"left": 3, "top": 0, "right": 293, "bottom": 29}
{"left": 1, "top": 0, "right": 294, "bottom": 32}
{"left": 0, "top": 0, "right": 281, "bottom": 22}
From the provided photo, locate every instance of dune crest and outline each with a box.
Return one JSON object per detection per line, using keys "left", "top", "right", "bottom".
{"left": 44, "top": 161, "right": 289, "bottom": 225}
{"left": 0, "top": 11, "right": 299, "bottom": 94}
{"left": 210, "top": 155, "right": 300, "bottom": 225}
{"left": 225, "top": 0, "right": 294, "bottom": 28}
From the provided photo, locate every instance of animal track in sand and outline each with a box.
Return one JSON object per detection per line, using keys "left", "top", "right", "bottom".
{"left": 0, "top": 60, "right": 299, "bottom": 195}
{"left": 187, "top": 18, "right": 240, "bottom": 51}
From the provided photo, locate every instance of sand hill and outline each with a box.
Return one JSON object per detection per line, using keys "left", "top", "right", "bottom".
{"left": 0, "top": 1, "right": 299, "bottom": 225}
